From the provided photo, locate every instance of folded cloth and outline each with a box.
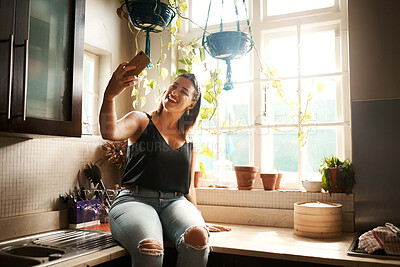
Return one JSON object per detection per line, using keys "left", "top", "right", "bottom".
{"left": 358, "top": 223, "right": 400, "bottom": 255}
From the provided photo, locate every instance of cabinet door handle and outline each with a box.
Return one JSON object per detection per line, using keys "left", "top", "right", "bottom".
{"left": 8, "top": 34, "right": 14, "bottom": 120}
{"left": 23, "top": 39, "right": 29, "bottom": 121}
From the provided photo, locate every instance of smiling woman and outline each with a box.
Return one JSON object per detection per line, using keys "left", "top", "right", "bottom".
{"left": 99, "top": 66, "right": 230, "bottom": 266}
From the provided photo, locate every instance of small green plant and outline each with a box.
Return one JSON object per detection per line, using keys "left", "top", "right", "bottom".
{"left": 319, "top": 156, "right": 355, "bottom": 195}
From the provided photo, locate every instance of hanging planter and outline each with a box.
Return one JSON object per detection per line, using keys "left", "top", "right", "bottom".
{"left": 121, "top": 0, "right": 176, "bottom": 68}
{"left": 204, "top": 31, "right": 253, "bottom": 60}
{"left": 202, "top": 0, "right": 254, "bottom": 91}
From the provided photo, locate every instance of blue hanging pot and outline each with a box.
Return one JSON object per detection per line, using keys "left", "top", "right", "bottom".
{"left": 121, "top": 0, "right": 176, "bottom": 68}
{"left": 201, "top": 0, "right": 255, "bottom": 91}
{"left": 203, "top": 31, "right": 254, "bottom": 61}
{"left": 203, "top": 31, "right": 254, "bottom": 90}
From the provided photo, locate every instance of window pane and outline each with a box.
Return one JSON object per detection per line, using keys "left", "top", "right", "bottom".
{"left": 198, "top": 99, "right": 217, "bottom": 128}
{"left": 82, "top": 52, "right": 99, "bottom": 135}
{"left": 264, "top": 79, "right": 298, "bottom": 125}
{"left": 261, "top": 128, "right": 299, "bottom": 183}
{"left": 191, "top": 53, "right": 217, "bottom": 83}
{"left": 267, "top": 0, "right": 335, "bottom": 16}
{"left": 301, "top": 29, "right": 337, "bottom": 75}
{"left": 219, "top": 85, "right": 250, "bottom": 126}
{"left": 229, "top": 54, "right": 251, "bottom": 82}
{"left": 82, "top": 93, "right": 93, "bottom": 135}
{"left": 195, "top": 130, "right": 217, "bottom": 172}
{"left": 190, "top": 0, "right": 249, "bottom": 27}
{"left": 301, "top": 127, "right": 339, "bottom": 181}
{"left": 223, "top": 131, "right": 250, "bottom": 166}
{"left": 263, "top": 32, "right": 298, "bottom": 77}
{"left": 215, "top": 131, "right": 249, "bottom": 184}
{"left": 85, "top": 61, "right": 95, "bottom": 93}
{"left": 301, "top": 77, "right": 338, "bottom": 123}
{"left": 85, "top": 95, "right": 94, "bottom": 123}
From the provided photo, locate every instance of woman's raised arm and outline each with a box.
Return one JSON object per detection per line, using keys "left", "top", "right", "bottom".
{"left": 99, "top": 62, "right": 139, "bottom": 140}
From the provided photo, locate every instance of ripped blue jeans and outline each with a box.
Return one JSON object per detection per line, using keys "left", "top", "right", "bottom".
{"left": 109, "top": 187, "right": 210, "bottom": 267}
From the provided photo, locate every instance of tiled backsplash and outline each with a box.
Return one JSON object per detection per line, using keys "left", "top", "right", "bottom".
{"left": 196, "top": 188, "right": 354, "bottom": 212}
{"left": 0, "top": 136, "right": 120, "bottom": 219}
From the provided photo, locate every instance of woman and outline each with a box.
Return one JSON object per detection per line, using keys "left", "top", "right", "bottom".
{"left": 99, "top": 62, "right": 229, "bottom": 267}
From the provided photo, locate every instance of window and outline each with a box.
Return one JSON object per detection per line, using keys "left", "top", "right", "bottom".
{"left": 186, "top": 0, "right": 349, "bottom": 187}
{"left": 82, "top": 51, "right": 100, "bottom": 135}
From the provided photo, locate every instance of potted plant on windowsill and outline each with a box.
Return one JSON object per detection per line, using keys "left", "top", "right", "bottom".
{"left": 319, "top": 156, "right": 355, "bottom": 195}
{"left": 234, "top": 165, "right": 259, "bottom": 190}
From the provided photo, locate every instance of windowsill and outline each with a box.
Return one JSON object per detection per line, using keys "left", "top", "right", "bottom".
{"left": 195, "top": 187, "right": 355, "bottom": 231}
{"left": 195, "top": 186, "right": 354, "bottom": 211}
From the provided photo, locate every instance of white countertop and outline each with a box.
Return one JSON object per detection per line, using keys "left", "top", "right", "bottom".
{"left": 51, "top": 224, "right": 400, "bottom": 267}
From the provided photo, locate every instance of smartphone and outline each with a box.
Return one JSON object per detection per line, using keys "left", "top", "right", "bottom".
{"left": 124, "top": 51, "right": 150, "bottom": 77}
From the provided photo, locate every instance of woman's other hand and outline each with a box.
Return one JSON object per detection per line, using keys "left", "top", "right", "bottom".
{"left": 104, "top": 62, "right": 138, "bottom": 101}
{"left": 206, "top": 223, "right": 232, "bottom": 232}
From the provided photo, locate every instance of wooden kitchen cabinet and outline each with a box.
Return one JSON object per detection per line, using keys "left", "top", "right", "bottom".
{"left": 0, "top": 0, "right": 84, "bottom": 137}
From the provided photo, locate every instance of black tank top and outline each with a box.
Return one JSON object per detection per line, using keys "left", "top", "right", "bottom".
{"left": 121, "top": 113, "right": 193, "bottom": 194}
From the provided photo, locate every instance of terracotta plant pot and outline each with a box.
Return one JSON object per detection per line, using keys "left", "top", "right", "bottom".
{"left": 194, "top": 171, "right": 203, "bottom": 188}
{"left": 234, "top": 166, "right": 259, "bottom": 190}
{"left": 275, "top": 173, "right": 283, "bottom": 190}
{"left": 260, "top": 173, "right": 277, "bottom": 190}
{"left": 329, "top": 168, "right": 344, "bottom": 193}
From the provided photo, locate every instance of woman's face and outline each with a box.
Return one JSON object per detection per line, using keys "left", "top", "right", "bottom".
{"left": 162, "top": 76, "right": 196, "bottom": 114}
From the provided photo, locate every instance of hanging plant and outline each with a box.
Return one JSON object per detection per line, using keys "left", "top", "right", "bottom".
{"left": 120, "top": 0, "right": 176, "bottom": 68}
{"left": 201, "top": 0, "right": 254, "bottom": 91}
{"left": 116, "top": 0, "right": 192, "bottom": 109}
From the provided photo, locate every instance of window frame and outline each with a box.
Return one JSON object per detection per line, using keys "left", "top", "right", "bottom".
{"left": 184, "top": 0, "right": 350, "bottom": 188}
{"left": 82, "top": 51, "right": 100, "bottom": 136}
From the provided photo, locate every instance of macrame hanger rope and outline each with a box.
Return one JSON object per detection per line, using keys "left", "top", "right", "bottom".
{"left": 145, "top": 30, "right": 153, "bottom": 68}
{"left": 201, "top": 0, "right": 213, "bottom": 47}
{"left": 220, "top": 0, "right": 224, "bottom": 32}
{"left": 234, "top": 0, "right": 240, "bottom": 31}
{"left": 224, "top": 59, "right": 234, "bottom": 91}
{"left": 243, "top": 0, "right": 253, "bottom": 39}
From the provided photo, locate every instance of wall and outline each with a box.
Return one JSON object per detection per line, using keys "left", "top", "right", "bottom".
{"left": 84, "top": 0, "right": 135, "bottom": 118}
{"left": 348, "top": 0, "right": 400, "bottom": 230}
{"left": 0, "top": 0, "right": 135, "bottom": 241}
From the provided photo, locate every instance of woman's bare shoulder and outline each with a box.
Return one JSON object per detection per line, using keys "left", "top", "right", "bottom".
{"left": 124, "top": 110, "right": 144, "bottom": 118}
{"left": 123, "top": 111, "right": 149, "bottom": 127}
{"left": 124, "top": 111, "right": 151, "bottom": 142}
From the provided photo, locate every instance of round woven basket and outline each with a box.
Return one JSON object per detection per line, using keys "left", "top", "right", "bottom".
{"left": 294, "top": 202, "right": 342, "bottom": 238}
{"left": 204, "top": 31, "right": 254, "bottom": 60}
{"left": 122, "top": 1, "right": 176, "bottom": 33}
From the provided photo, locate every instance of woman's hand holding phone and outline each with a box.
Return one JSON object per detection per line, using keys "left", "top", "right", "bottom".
{"left": 104, "top": 62, "right": 138, "bottom": 101}
{"left": 104, "top": 51, "right": 150, "bottom": 101}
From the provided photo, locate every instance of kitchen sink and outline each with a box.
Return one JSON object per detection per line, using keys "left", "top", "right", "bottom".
{"left": 6, "top": 246, "right": 66, "bottom": 257}
{"left": 0, "top": 229, "right": 119, "bottom": 266}
{"left": 0, "top": 253, "right": 42, "bottom": 266}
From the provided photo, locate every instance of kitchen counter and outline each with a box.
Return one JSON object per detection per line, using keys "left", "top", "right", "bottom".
{"left": 50, "top": 224, "right": 400, "bottom": 267}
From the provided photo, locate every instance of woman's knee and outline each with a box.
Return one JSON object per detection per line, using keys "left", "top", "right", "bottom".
{"left": 137, "top": 239, "right": 164, "bottom": 256}
{"left": 183, "top": 226, "right": 209, "bottom": 249}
